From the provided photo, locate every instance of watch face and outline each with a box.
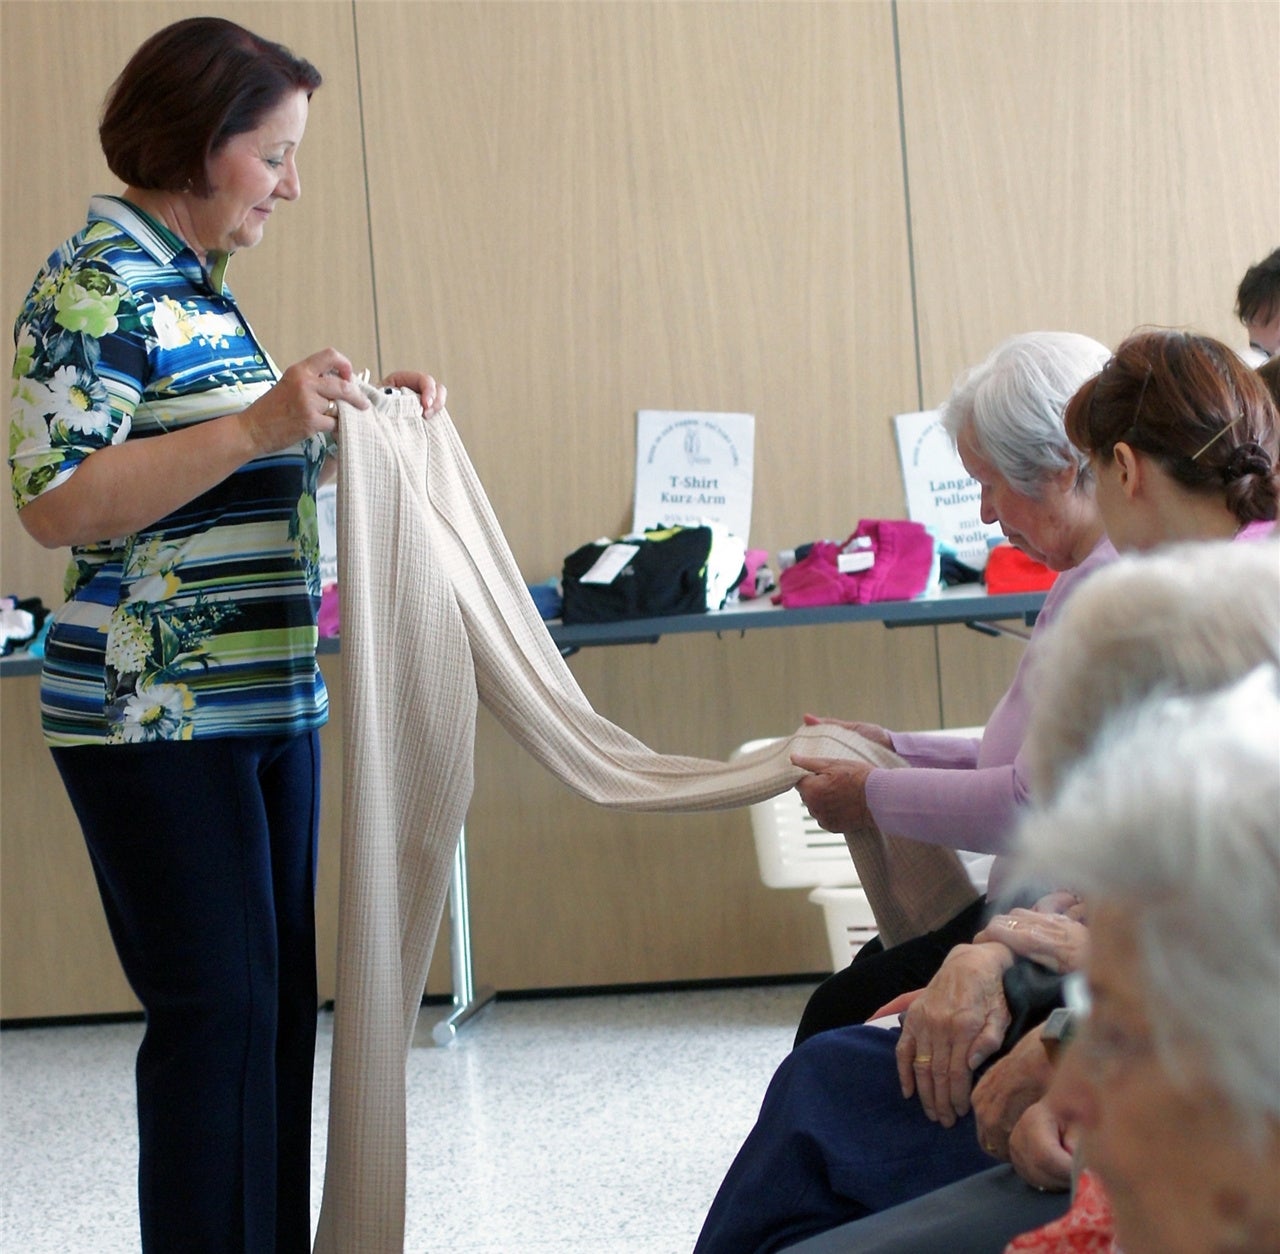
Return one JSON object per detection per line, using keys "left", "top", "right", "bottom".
{"left": 1041, "top": 1007, "right": 1079, "bottom": 1062}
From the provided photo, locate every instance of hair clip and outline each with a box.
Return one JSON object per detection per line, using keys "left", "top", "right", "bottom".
{"left": 1190, "top": 414, "right": 1242, "bottom": 462}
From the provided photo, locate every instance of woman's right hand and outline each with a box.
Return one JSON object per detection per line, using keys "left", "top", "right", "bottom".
{"left": 895, "top": 941, "right": 1015, "bottom": 1126}
{"left": 801, "top": 713, "right": 893, "bottom": 750}
{"left": 239, "top": 348, "right": 371, "bottom": 455}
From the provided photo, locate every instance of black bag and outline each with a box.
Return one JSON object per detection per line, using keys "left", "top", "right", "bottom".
{"left": 560, "top": 525, "right": 713, "bottom": 623}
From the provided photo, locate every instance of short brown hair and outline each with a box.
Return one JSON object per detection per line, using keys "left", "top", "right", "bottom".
{"left": 1064, "top": 329, "right": 1279, "bottom": 525}
{"left": 1236, "top": 248, "right": 1280, "bottom": 327}
{"left": 99, "top": 17, "right": 322, "bottom": 196}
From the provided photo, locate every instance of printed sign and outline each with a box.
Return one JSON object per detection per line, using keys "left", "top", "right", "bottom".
{"left": 892, "top": 410, "right": 1001, "bottom": 569}
{"left": 317, "top": 481, "right": 338, "bottom": 587}
{"left": 633, "top": 410, "right": 755, "bottom": 542}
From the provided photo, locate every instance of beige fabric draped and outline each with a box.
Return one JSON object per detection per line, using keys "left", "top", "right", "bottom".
{"left": 314, "top": 383, "right": 978, "bottom": 1252}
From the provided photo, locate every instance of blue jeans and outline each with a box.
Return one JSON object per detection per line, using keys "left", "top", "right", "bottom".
{"left": 694, "top": 1024, "right": 997, "bottom": 1254}
{"left": 52, "top": 732, "right": 321, "bottom": 1254}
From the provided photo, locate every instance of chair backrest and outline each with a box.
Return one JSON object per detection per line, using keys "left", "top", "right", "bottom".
{"left": 733, "top": 738, "right": 861, "bottom": 889}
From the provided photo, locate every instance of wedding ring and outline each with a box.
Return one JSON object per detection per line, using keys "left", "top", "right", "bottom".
{"left": 1005, "top": 918, "right": 1019, "bottom": 929}
{"left": 325, "top": 399, "right": 338, "bottom": 417}
{"left": 913, "top": 1054, "right": 933, "bottom": 1065}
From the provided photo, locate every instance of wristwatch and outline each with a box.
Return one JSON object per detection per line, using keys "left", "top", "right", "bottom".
{"left": 1041, "top": 1006, "right": 1079, "bottom": 1062}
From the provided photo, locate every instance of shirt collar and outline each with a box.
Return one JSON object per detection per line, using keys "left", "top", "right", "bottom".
{"left": 88, "top": 194, "right": 231, "bottom": 294}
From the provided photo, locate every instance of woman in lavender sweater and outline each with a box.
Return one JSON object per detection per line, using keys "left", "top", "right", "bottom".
{"left": 791, "top": 331, "right": 1115, "bottom": 1042}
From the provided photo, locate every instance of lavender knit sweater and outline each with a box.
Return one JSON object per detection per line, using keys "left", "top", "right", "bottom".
{"left": 865, "top": 537, "right": 1117, "bottom": 863}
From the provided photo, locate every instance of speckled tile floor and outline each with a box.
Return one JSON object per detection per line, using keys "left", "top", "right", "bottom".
{"left": 0, "top": 982, "right": 815, "bottom": 1253}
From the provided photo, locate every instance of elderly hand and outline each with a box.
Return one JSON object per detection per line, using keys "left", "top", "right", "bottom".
{"left": 381, "top": 370, "right": 447, "bottom": 416}
{"left": 801, "top": 713, "right": 894, "bottom": 751}
{"left": 1030, "top": 890, "right": 1087, "bottom": 921}
{"left": 972, "top": 1024, "right": 1056, "bottom": 1158}
{"left": 1007, "top": 1099, "right": 1074, "bottom": 1192}
{"left": 974, "top": 909, "right": 1090, "bottom": 975}
{"left": 895, "top": 942, "right": 1015, "bottom": 1126}
{"left": 791, "top": 756, "right": 876, "bottom": 832}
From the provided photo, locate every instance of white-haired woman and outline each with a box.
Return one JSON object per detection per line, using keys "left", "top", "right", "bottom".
{"left": 1009, "top": 667, "right": 1280, "bottom": 1254}
{"left": 792, "top": 331, "right": 1114, "bottom": 1043}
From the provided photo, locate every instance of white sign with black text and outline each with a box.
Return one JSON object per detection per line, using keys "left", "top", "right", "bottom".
{"left": 632, "top": 409, "right": 755, "bottom": 543}
{"left": 892, "top": 409, "right": 1001, "bottom": 569}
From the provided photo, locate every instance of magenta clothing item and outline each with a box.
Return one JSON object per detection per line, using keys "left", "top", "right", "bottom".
{"left": 864, "top": 537, "right": 1117, "bottom": 862}
{"left": 776, "top": 520, "right": 935, "bottom": 608}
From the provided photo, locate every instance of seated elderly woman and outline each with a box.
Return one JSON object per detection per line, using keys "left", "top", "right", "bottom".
{"left": 1008, "top": 667, "right": 1280, "bottom": 1254}
{"left": 790, "top": 330, "right": 1114, "bottom": 1043}
{"left": 695, "top": 536, "right": 1280, "bottom": 1254}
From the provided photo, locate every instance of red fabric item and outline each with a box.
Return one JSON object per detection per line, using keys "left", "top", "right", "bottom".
{"left": 984, "top": 543, "right": 1059, "bottom": 593}
{"left": 1004, "top": 1170, "right": 1116, "bottom": 1254}
{"left": 774, "top": 520, "right": 934, "bottom": 608}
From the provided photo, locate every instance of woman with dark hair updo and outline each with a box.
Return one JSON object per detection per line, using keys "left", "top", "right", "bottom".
{"left": 1063, "top": 328, "right": 1278, "bottom": 551}
{"left": 8, "top": 17, "right": 445, "bottom": 1254}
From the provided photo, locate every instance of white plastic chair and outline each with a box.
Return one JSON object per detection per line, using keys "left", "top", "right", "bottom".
{"left": 735, "top": 729, "right": 987, "bottom": 971}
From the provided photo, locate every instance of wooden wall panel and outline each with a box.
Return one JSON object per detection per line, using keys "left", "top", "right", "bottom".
{"left": 355, "top": 1, "right": 926, "bottom": 987}
{"left": 896, "top": 0, "right": 1279, "bottom": 745}
{"left": 898, "top": 0, "right": 1280, "bottom": 402}
{"left": 355, "top": 0, "right": 917, "bottom": 569}
{"left": 0, "top": 675, "right": 138, "bottom": 1018}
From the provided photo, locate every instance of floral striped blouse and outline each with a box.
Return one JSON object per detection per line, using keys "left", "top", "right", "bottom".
{"left": 9, "top": 196, "right": 329, "bottom": 746}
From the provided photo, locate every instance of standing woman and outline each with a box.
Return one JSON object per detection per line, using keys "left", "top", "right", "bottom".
{"left": 8, "top": 18, "right": 443, "bottom": 1254}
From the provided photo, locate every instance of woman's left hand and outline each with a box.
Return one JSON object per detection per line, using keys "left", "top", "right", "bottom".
{"left": 381, "top": 371, "right": 447, "bottom": 416}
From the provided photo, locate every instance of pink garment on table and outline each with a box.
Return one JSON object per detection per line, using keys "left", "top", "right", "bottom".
{"left": 737, "top": 548, "right": 773, "bottom": 600}
{"left": 775, "top": 520, "right": 935, "bottom": 607}
{"left": 864, "top": 537, "right": 1117, "bottom": 871}
{"left": 318, "top": 583, "right": 341, "bottom": 638}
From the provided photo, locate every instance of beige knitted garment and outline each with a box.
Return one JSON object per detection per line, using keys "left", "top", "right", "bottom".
{"left": 314, "top": 383, "right": 979, "bottom": 1252}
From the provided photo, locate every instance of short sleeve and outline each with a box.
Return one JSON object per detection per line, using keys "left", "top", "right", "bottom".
{"left": 10, "top": 254, "right": 145, "bottom": 510}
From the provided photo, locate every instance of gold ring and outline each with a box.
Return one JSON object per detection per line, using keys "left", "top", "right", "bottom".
{"left": 325, "top": 399, "right": 338, "bottom": 417}
{"left": 913, "top": 1054, "right": 933, "bottom": 1065}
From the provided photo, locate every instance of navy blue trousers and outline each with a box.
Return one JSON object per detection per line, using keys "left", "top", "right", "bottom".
{"left": 52, "top": 732, "right": 321, "bottom": 1254}
{"left": 694, "top": 1025, "right": 997, "bottom": 1254}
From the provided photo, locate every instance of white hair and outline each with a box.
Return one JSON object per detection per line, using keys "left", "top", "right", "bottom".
{"left": 940, "top": 331, "right": 1110, "bottom": 494}
{"left": 1026, "top": 538, "right": 1280, "bottom": 798}
{"left": 1017, "top": 667, "right": 1280, "bottom": 1135}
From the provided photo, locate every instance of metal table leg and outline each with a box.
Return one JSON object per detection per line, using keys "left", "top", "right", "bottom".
{"left": 431, "top": 823, "right": 496, "bottom": 1045}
